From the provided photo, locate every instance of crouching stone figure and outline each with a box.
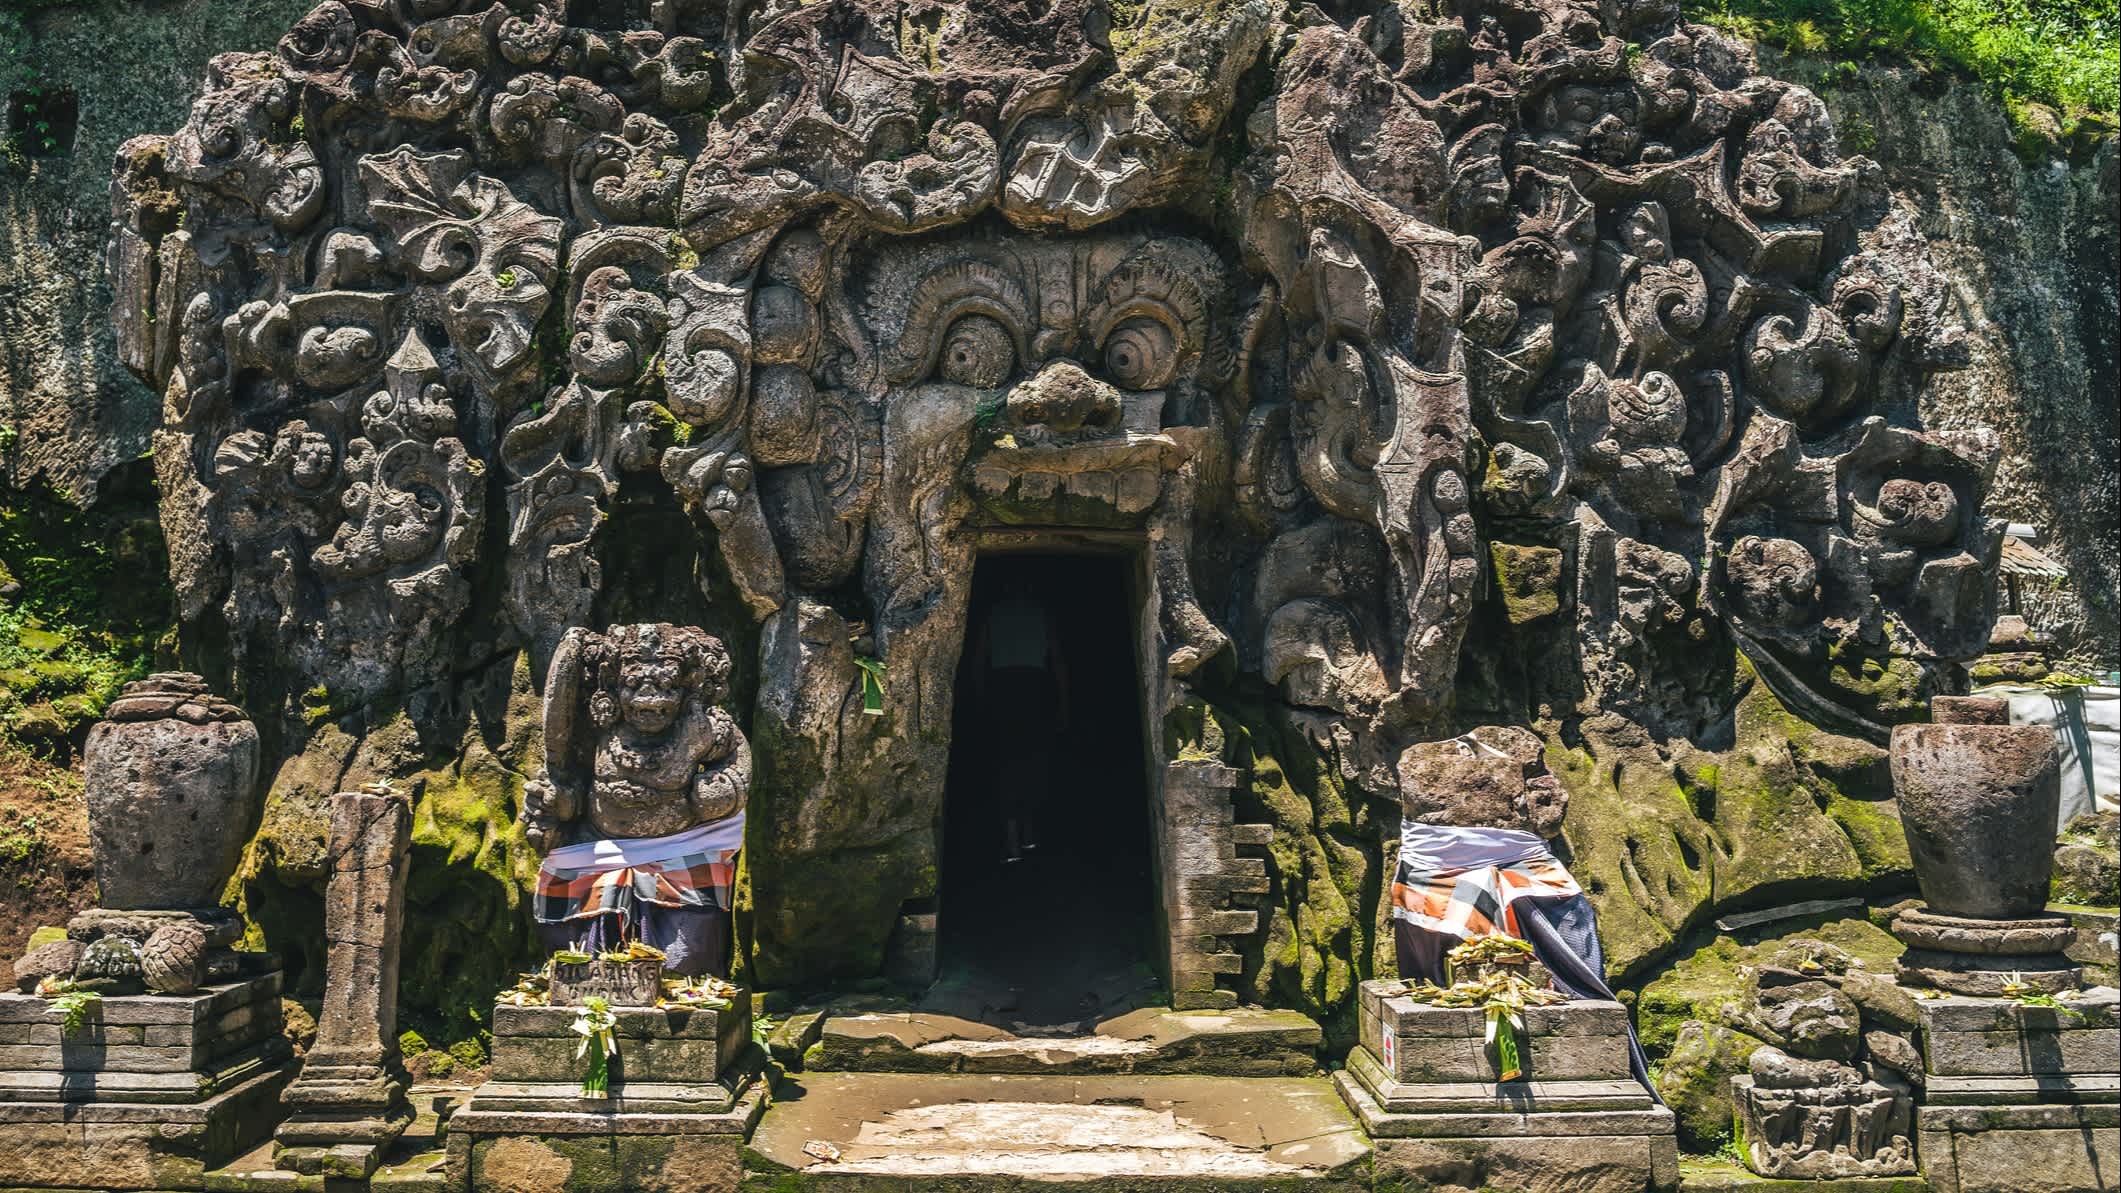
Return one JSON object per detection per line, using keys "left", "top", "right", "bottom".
{"left": 523, "top": 623, "right": 749, "bottom": 976}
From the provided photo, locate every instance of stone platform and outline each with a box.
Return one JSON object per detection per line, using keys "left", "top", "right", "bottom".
{"left": 0, "top": 975, "right": 291, "bottom": 1190}
{"left": 746, "top": 1071, "right": 1370, "bottom": 1189}
{"left": 445, "top": 997, "right": 761, "bottom": 1192}
{"left": 1340, "top": 980, "right": 1677, "bottom": 1193}
{"left": 1912, "top": 990, "right": 2119, "bottom": 1193}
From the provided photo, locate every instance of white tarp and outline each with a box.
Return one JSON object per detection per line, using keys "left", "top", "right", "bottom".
{"left": 1977, "top": 685, "right": 2120, "bottom": 829}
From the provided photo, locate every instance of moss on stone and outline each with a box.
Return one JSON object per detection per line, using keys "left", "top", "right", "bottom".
{"left": 1488, "top": 543, "right": 1564, "bottom": 625}
{"left": 1634, "top": 910, "right": 1906, "bottom": 1063}
{"left": 1658, "top": 1019, "right": 1770, "bottom": 1152}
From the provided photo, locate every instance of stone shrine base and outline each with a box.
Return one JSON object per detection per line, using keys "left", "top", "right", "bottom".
{"left": 1340, "top": 980, "right": 1678, "bottom": 1193}
{"left": 1913, "top": 991, "right": 2119, "bottom": 1193}
{"left": 444, "top": 998, "right": 762, "bottom": 1192}
{"left": 0, "top": 975, "right": 290, "bottom": 1190}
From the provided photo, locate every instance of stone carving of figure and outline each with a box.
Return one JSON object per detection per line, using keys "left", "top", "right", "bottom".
{"left": 522, "top": 623, "right": 750, "bottom": 976}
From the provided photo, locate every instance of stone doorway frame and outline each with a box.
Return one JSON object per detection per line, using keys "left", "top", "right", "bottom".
{"left": 898, "top": 528, "right": 1270, "bottom": 1012}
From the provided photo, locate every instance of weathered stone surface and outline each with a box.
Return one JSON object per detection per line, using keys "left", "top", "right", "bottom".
{"left": 1655, "top": 1020, "right": 1769, "bottom": 1152}
{"left": 1892, "top": 909, "right": 2077, "bottom": 955}
{"left": 1733, "top": 1062, "right": 1915, "bottom": 1179}
{"left": 1889, "top": 715, "right": 2060, "bottom": 920}
{"left": 1372, "top": 1133, "right": 1679, "bottom": 1193}
{"left": 139, "top": 923, "right": 206, "bottom": 995}
{"left": 1393, "top": 726, "right": 1567, "bottom": 838}
{"left": 489, "top": 1002, "right": 747, "bottom": 1086}
{"left": 1738, "top": 979, "right": 1862, "bottom": 1061}
{"left": 1919, "top": 993, "right": 2120, "bottom": 1079}
{"left": 89, "top": 0, "right": 2014, "bottom": 1019}
{"left": 8, "top": 939, "right": 84, "bottom": 993}
{"left": 276, "top": 787, "right": 413, "bottom": 1163}
{"left": 1918, "top": 1101, "right": 2121, "bottom": 1193}
{"left": 81, "top": 674, "right": 260, "bottom": 910}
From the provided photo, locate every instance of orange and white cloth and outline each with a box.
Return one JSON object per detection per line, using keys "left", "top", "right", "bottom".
{"left": 533, "top": 814, "right": 744, "bottom": 933}
{"left": 1389, "top": 823, "right": 1582, "bottom": 940}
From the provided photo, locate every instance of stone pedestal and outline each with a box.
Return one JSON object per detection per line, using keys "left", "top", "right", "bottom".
{"left": 1892, "top": 907, "right": 2082, "bottom": 995}
{"left": 0, "top": 975, "right": 290, "bottom": 1190}
{"left": 448, "top": 997, "right": 762, "bottom": 1192}
{"left": 273, "top": 787, "right": 414, "bottom": 1179}
{"left": 1913, "top": 992, "right": 2119, "bottom": 1193}
{"left": 1335, "top": 980, "right": 1677, "bottom": 1193}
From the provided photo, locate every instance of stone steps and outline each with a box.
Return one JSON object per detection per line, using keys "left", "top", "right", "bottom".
{"left": 804, "top": 1007, "right": 1322, "bottom": 1077}
{"left": 744, "top": 1071, "right": 1370, "bottom": 1189}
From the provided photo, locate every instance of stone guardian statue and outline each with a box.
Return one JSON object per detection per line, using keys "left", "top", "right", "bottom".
{"left": 523, "top": 623, "right": 750, "bottom": 977}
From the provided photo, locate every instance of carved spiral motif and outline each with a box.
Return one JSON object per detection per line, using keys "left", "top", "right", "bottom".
{"left": 1103, "top": 317, "right": 1179, "bottom": 390}
{"left": 937, "top": 315, "right": 1015, "bottom": 388}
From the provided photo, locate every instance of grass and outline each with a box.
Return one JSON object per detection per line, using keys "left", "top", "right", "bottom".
{"left": 1690, "top": 0, "right": 2118, "bottom": 136}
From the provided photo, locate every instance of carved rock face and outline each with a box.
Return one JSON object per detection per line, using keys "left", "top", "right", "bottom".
{"left": 110, "top": 0, "right": 2001, "bottom": 990}
{"left": 1395, "top": 725, "right": 1568, "bottom": 838}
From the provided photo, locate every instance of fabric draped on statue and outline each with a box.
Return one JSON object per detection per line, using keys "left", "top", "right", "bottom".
{"left": 534, "top": 814, "right": 745, "bottom": 931}
{"left": 1390, "top": 823, "right": 1584, "bottom": 940}
{"left": 1391, "top": 819, "right": 1659, "bottom": 1098}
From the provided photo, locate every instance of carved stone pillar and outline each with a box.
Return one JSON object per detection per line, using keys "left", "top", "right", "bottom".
{"left": 274, "top": 786, "right": 414, "bottom": 1178}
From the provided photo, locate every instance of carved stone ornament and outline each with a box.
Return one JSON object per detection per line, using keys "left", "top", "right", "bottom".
{"left": 112, "top": 0, "right": 1996, "bottom": 986}
{"left": 525, "top": 623, "right": 751, "bottom": 851}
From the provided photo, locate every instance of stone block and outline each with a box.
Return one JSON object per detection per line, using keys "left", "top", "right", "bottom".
{"left": 491, "top": 1034, "right": 732, "bottom": 1085}
{"left": 1357, "top": 983, "right": 1633, "bottom": 1083}
{"left": 449, "top": 1079, "right": 765, "bottom": 1192}
{"left": 1917, "top": 1100, "right": 2120, "bottom": 1193}
{"left": 489, "top": 1001, "right": 748, "bottom": 1087}
{"left": 1920, "top": 995, "right": 2120, "bottom": 1077}
{"left": 1372, "top": 1133, "right": 1679, "bottom": 1193}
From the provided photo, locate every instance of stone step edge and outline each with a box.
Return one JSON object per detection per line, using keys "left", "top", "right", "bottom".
{"left": 806, "top": 1009, "right": 1323, "bottom": 1076}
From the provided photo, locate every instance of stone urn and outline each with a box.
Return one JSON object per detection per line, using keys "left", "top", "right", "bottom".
{"left": 1889, "top": 695, "right": 2059, "bottom": 918}
{"left": 1888, "top": 695, "right": 2078, "bottom": 994}
{"left": 82, "top": 673, "right": 259, "bottom": 910}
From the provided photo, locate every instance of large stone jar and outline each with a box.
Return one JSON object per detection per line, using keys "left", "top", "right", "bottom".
{"left": 82, "top": 673, "right": 260, "bottom": 910}
{"left": 1888, "top": 697, "right": 2059, "bottom": 919}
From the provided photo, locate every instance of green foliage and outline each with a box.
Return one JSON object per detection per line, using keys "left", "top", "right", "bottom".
{"left": 1692, "top": 0, "right": 2119, "bottom": 135}
{"left": 48, "top": 988, "right": 99, "bottom": 1037}
{"left": 0, "top": 482, "right": 167, "bottom": 749}
{"left": 1, "top": 0, "right": 88, "bottom": 161}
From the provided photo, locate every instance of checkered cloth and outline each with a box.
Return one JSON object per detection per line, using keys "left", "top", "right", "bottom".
{"left": 1390, "top": 823, "right": 1582, "bottom": 940}
{"left": 533, "top": 814, "right": 745, "bottom": 931}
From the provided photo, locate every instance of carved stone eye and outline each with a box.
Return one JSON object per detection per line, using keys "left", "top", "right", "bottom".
{"left": 1102, "top": 316, "right": 1178, "bottom": 389}
{"left": 936, "top": 315, "right": 1014, "bottom": 388}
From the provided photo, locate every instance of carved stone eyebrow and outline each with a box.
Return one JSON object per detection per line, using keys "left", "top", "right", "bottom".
{"left": 883, "top": 258, "right": 1032, "bottom": 384}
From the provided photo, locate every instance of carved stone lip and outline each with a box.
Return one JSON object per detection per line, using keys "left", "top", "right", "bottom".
{"left": 969, "top": 431, "right": 1183, "bottom": 475}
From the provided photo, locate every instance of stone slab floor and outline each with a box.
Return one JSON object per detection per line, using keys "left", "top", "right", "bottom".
{"left": 744, "top": 1072, "right": 1372, "bottom": 1190}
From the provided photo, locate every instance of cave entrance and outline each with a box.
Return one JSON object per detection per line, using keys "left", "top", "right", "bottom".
{"left": 931, "top": 549, "right": 1160, "bottom": 1029}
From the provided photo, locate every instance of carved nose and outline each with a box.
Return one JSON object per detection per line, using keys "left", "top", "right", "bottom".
{"left": 1007, "top": 360, "right": 1121, "bottom": 432}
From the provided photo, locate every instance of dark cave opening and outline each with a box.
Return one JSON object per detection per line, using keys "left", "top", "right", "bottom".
{"left": 932, "top": 550, "right": 1160, "bottom": 1030}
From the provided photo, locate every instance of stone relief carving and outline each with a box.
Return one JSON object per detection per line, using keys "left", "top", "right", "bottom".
{"left": 524, "top": 623, "right": 751, "bottom": 850}
{"left": 111, "top": 0, "right": 1995, "bottom": 985}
